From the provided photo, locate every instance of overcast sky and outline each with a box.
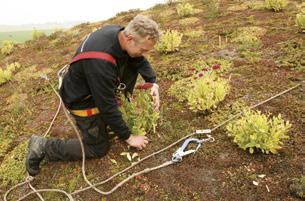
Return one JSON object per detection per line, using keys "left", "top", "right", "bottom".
{"left": 1, "top": 0, "right": 166, "bottom": 25}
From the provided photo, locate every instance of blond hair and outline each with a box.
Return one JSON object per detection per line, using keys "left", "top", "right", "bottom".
{"left": 124, "top": 15, "right": 160, "bottom": 43}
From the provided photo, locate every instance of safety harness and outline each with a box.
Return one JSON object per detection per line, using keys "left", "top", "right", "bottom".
{"left": 57, "top": 51, "right": 118, "bottom": 117}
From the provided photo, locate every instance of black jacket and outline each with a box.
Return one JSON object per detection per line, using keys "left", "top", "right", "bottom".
{"left": 60, "top": 25, "right": 156, "bottom": 140}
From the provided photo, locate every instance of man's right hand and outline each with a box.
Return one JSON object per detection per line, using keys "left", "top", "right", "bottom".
{"left": 125, "top": 135, "right": 149, "bottom": 150}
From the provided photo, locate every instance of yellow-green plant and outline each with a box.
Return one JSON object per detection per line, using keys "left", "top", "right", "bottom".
{"left": 32, "top": 29, "right": 46, "bottom": 40}
{"left": 155, "top": 30, "right": 183, "bottom": 54}
{"left": 119, "top": 90, "right": 159, "bottom": 135}
{"left": 0, "top": 62, "right": 21, "bottom": 85}
{"left": 169, "top": 71, "right": 230, "bottom": 112}
{"left": 6, "top": 62, "right": 21, "bottom": 72}
{"left": 296, "top": 12, "right": 305, "bottom": 32}
{"left": 176, "top": 3, "right": 194, "bottom": 17}
{"left": 226, "top": 110, "right": 291, "bottom": 154}
{"left": 265, "top": 0, "right": 287, "bottom": 11}
{"left": 232, "top": 27, "right": 266, "bottom": 50}
{"left": 0, "top": 69, "right": 12, "bottom": 85}
{"left": 168, "top": 77, "right": 193, "bottom": 102}
{"left": 187, "top": 73, "right": 230, "bottom": 111}
{"left": 1, "top": 40, "right": 14, "bottom": 55}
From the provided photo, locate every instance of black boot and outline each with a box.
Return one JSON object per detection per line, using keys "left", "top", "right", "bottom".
{"left": 25, "top": 135, "right": 47, "bottom": 176}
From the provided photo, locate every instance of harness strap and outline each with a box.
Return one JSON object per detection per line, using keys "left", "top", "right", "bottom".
{"left": 69, "top": 107, "right": 100, "bottom": 117}
{"left": 71, "top": 51, "right": 117, "bottom": 66}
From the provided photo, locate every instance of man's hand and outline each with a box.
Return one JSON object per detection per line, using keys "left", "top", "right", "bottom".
{"left": 125, "top": 135, "right": 149, "bottom": 150}
{"left": 150, "top": 83, "right": 160, "bottom": 111}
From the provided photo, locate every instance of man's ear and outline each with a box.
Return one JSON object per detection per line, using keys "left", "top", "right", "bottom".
{"left": 126, "top": 34, "right": 134, "bottom": 42}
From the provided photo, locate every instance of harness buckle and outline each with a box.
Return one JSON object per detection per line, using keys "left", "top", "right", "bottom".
{"left": 117, "top": 83, "right": 126, "bottom": 91}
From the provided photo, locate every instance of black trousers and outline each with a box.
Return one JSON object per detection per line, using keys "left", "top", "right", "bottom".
{"left": 45, "top": 114, "right": 111, "bottom": 161}
{"left": 45, "top": 66, "right": 139, "bottom": 162}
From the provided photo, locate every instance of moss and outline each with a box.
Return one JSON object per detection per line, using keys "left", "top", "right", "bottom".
{"left": 0, "top": 137, "right": 13, "bottom": 157}
{"left": 179, "top": 17, "right": 199, "bottom": 26}
{"left": 290, "top": 176, "right": 305, "bottom": 198}
{"left": 277, "top": 39, "right": 305, "bottom": 72}
{"left": 0, "top": 140, "right": 28, "bottom": 187}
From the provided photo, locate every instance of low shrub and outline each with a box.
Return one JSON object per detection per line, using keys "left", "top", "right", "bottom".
{"left": 0, "top": 62, "right": 21, "bottom": 85}
{"left": 187, "top": 73, "right": 230, "bottom": 112}
{"left": 0, "top": 69, "right": 12, "bottom": 85}
{"left": 1, "top": 40, "right": 14, "bottom": 55}
{"left": 226, "top": 110, "right": 291, "bottom": 154}
{"left": 296, "top": 12, "right": 305, "bottom": 32}
{"left": 169, "top": 65, "right": 230, "bottom": 112}
{"left": 176, "top": 3, "right": 194, "bottom": 17}
{"left": 155, "top": 30, "right": 183, "bottom": 54}
{"left": 265, "top": 0, "right": 287, "bottom": 11}
{"left": 231, "top": 27, "right": 266, "bottom": 50}
{"left": 32, "top": 29, "right": 46, "bottom": 40}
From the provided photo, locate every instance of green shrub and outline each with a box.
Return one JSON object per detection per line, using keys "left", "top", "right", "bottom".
{"left": 296, "top": 12, "right": 305, "bottom": 32}
{"left": 32, "top": 29, "right": 46, "bottom": 40}
{"left": 176, "top": 3, "right": 194, "bottom": 17}
{"left": 226, "top": 110, "right": 291, "bottom": 154}
{"left": 0, "top": 62, "right": 21, "bottom": 85}
{"left": 155, "top": 30, "right": 183, "bottom": 54}
{"left": 119, "top": 90, "right": 159, "bottom": 136}
{"left": 231, "top": 27, "right": 265, "bottom": 63}
{"left": 169, "top": 68, "right": 230, "bottom": 112}
{"left": 1, "top": 40, "right": 14, "bottom": 55}
{"left": 265, "top": 0, "right": 287, "bottom": 11}
{"left": 232, "top": 27, "right": 266, "bottom": 50}
{"left": 168, "top": 77, "right": 192, "bottom": 102}
{"left": 205, "top": 0, "right": 220, "bottom": 18}
{"left": 0, "top": 69, "right": 12, "bottom": 85}
{"left": 6, "top": 62, "right": 21, "bottom": 72}
{"left": 0, "top": 140, "right": 28, "bottom": 186}
{"left": 187, "top": 73, "right": 230, "bottom": 112}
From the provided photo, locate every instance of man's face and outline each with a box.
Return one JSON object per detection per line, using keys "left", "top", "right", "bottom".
{"left": 125, "top": 35, "right": 155, "bottom": 57}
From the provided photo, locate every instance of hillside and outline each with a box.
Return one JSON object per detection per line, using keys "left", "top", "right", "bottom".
{"left": 0, "top": 0, "right": 304, "bottom": 200}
